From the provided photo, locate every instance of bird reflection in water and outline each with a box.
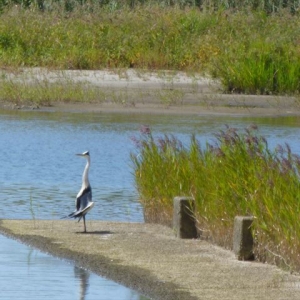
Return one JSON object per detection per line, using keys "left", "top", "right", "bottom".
{"left": 74, "top": 266, "right": 90, "bottom": 300}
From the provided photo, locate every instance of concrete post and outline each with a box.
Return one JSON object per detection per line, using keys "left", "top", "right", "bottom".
{"left": 233, "top": 216, "right": 254, "bottom": 260}
{"left": 173, "top": 197, "right": 197, "bottom": 239}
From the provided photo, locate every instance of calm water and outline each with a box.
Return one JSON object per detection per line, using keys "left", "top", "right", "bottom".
{"left": 1, "top": 110, "right": 300, "bottom": 222}
{"left": 1, "top": 109, "right": 300, "bottom": 299}
{"left": 0, "top": 234, "right": 146, "bottom": 300}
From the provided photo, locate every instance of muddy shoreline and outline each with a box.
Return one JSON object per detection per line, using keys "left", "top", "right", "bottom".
{"left": 0, "top": 68, "right": 299, "bottom": 116}
{"left": 1, "top": 220, "right": 300, "bottom": 300}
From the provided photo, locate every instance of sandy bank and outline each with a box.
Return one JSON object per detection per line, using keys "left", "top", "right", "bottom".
{"left": 1, "top": 68, "right": 299, "bottom": 116}
{"left": 1, "top": 220, "right": 300, "bottom": 300}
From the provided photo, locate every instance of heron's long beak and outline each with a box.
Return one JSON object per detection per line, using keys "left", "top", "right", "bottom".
{"left": 76, "top": 153, "right": 84, "bottom": 156}
{"left": 76, "top": 151, "right": 89, "bottom": 157}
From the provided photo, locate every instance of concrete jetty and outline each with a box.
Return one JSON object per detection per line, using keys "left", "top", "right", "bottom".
{"left": 0, "top": 219, "right": 300, "bottom": 300}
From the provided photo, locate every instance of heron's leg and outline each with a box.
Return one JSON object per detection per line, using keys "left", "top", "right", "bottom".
{"left": 83, "top": 215, "right": 86, "bottom": 233}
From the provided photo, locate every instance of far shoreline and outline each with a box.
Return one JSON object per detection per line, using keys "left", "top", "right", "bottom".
{"left": 2, "top": 96, "right": 300, "bottom": 117}
{"left": 45, "top": 97, "right": 300, "bottom": 117}
{"left": 0, "top": 68, "right": 299, "bottom": 117}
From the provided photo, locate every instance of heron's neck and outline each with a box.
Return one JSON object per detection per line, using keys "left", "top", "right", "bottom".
{"left": 82, "top": 157, "right": 90, "bottom": 188}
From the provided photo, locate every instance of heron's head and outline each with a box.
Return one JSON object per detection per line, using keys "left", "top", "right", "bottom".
{"left": 76, "top": 151, "right": 90, "bottom": 158}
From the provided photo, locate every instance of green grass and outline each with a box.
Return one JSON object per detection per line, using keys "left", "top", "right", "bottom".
{"left": 1, "top": 0, "right": 300, "bottom": 13}
{"left": 0, "top": 6, "right": 299, "bottom": 97}
{"left": 0, "top": 78, "right": 105, "bottom": 106}
{"left": 131, "top": 125, "right": 300, "bottom": 271}
{"left": 0, "top": 6, "right": 217, "bottom": 70}
{"left": 210, "top": 11, "right": 300, "bottom": 94}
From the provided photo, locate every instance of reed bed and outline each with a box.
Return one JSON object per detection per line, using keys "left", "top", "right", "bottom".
{"left": 131, "top": 125, "right": 300, "bottom": 271}
{"left": 0, "top": 4, "right": 299, "bottom": 97}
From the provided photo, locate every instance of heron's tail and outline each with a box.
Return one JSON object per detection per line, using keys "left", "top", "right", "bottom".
{"left": 61, "top": 202, "right": 94, "bottom": 220}
{"left": 60, "top": 211, "right": 77, "bottom": 219}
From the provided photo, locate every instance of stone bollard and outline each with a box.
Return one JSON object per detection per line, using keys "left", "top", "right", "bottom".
{"left": 173, "top": 197, "right": 197, "bottom": 239}
{"left": 233, "top": 216, "right": 254, "bottom": 260}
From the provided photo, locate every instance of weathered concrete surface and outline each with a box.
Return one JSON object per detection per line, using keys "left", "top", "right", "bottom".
{"left": 173, "top": 197, "right": 197, "bottom": 239}
{"left": 1, "top": 220, "right": 300, "bottom": 300}
{"left": 233, "top": 216, "right": 254, "bottom": 261}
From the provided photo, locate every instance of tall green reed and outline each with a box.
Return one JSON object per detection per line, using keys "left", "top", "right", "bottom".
{"left": 210, "top": 11, "right": 300, "bottom": 94}
{"left": 131, "top": 125, "right": 300, "bottom": 271}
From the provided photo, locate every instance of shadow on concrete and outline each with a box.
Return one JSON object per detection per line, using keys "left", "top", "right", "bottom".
{"left": 75, "top": 230, "right": 113, "bottom": 235}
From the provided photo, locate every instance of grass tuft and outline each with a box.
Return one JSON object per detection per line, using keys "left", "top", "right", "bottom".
{"left": 0, "top": 78, "right": 104, "bottom": 106}
{"left": 210, "top": 11, "right": 300, "bottom": 95}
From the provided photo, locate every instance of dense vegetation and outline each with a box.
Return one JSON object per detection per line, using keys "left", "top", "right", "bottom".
{"left": 0, "top": 2, "right": 299, "bottom": 95}
{"left": 131, "top": 125, "right": 300, "bottom": 271}
{"left": 1, "top": 0, "right": 300, "bottom": 13}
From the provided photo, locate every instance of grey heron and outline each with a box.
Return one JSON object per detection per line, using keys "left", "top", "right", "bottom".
{"left": 66, "top": 151, "right": 94, "bottom": 233}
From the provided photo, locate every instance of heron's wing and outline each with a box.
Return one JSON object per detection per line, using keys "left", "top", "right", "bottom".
{"left": 78, "top": 201, "right": 94, "bottom": 218}
{"left": 76, "top": 186, "right": 92, "bottom": 211}
{"left": 68, "top": 201, "right": 94, "bottom": 220}
{"left": 63, "top": 186, "right": 93, "bottom": 220}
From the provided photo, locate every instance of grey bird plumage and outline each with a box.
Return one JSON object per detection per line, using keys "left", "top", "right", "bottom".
{"left": 65, "top": 151, "right": 94, "bottom": 232}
